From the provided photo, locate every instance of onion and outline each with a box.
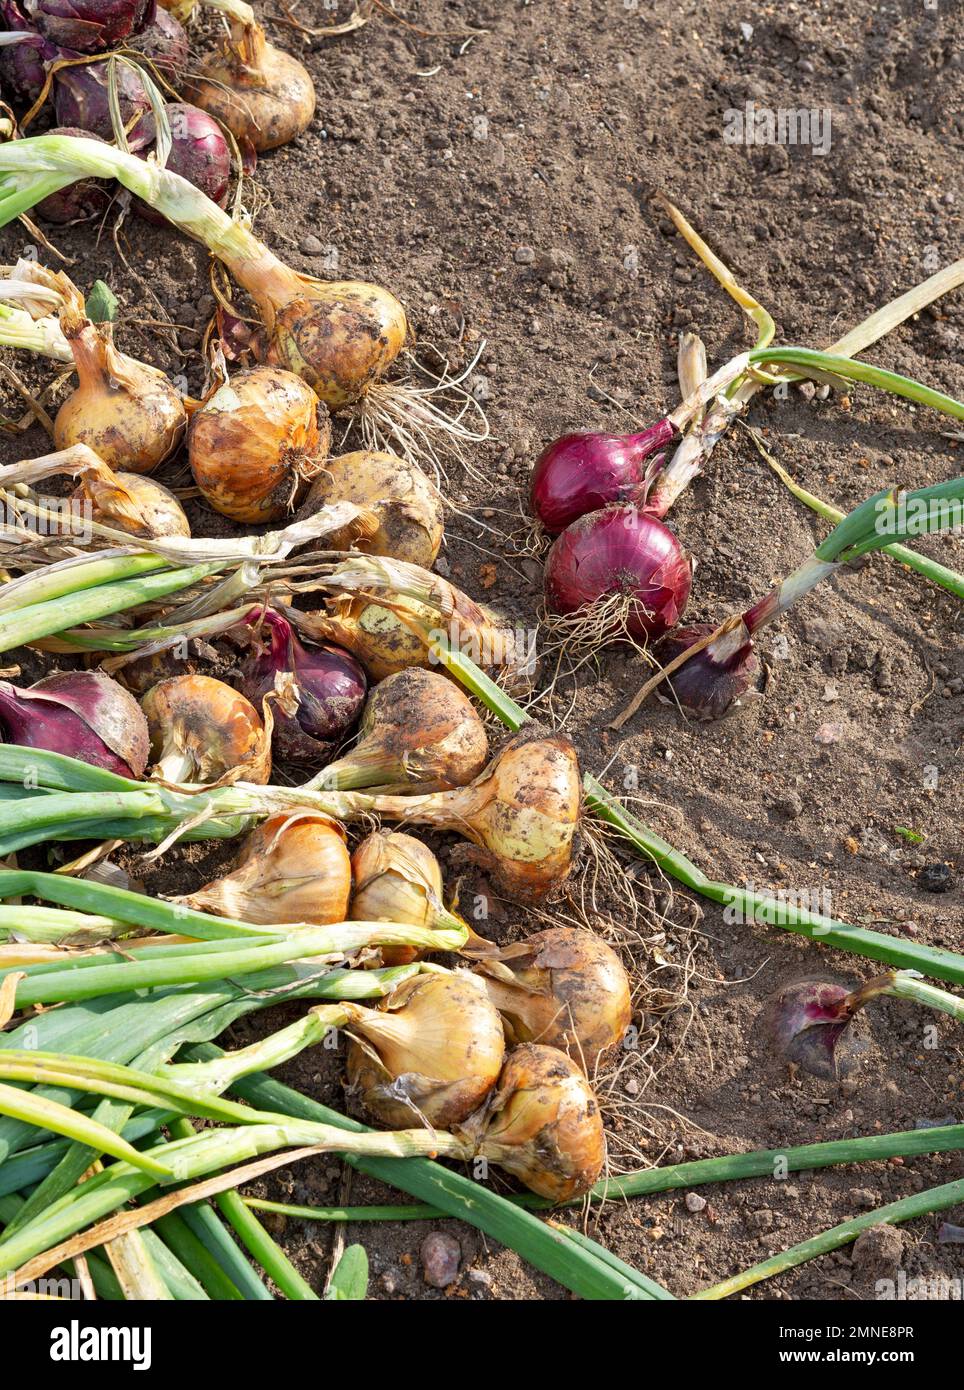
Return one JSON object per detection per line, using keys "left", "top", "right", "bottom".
{"left": 544, "top": 505, "right": 692, "bottom": 644}
{"left": 766, "top": 978, "right": 873, "bottom": 1081}
{"left": 71, "top": 468, "right": 190, "bottom": 539}
{"left": 300, "top": 450, "right": 443, "bottom": 568}
{"left": 186, "top": 15, "right": 315, "bottom": 152}
{"left": 474, "top": 1044, "right": 606, "bottom": 1203}
{"left": 238, "top": 607, "right": 367, "bottom": 762}
{"left": 350, "top": 830, "right": 472, "bottom": 966}
{"left": 188, "top": 366, "right": 329, "bottom": 522}
{"left": 0, "top": 670, "right": 149, "bottom": 777}
{"left": 346, "top": 971, "right": 505, "bottom": 1129}
{"left": 471, "top": 927, "right": 631, "bottom": 1070}
{"left": 108, "top": 642, "right": 206, "bottom": 697}
{"left": 128, "top": 3, "right": 188, "bottom": 70}
{"left": 23, "top": 0, "right": 151, "bottom": 51}
{"left": 317, "top": 667, "right": 488, "bottom": 792}
{"left": 54, "top": 309, "right": 187, "bottom": 474}
{"left": 174, "top": 811, "right": 351, "bottom": 925}
{"left": 54, "top": 59, "right": 152, "bottom": 140}
{"left": 296, "top": 598, "right": 445, "bottom": 683}
{"left": 657, "top": 622, "right": 759, "bottom": 721}
{"left": 0, "top": 4, "right": 45, "bottom": 102}
{"left": 132, "top": 104, "right": 232, "bottom": 225}
{"left": 33, "top": 129, "right": 112, "bottom": 224}
{"left": 142, "top": 673, "right": 271, "bottom": 786}
{"left": 530, "top": 420, "right": 678, "bottom": 534}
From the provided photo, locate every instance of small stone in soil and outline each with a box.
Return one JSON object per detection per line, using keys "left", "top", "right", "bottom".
{"left": 685, "top": 1192, "right": 707, "bottom": 1213}
{"left": 918, "top": 863, "right": 953, "bottom": 893}
{"left": 814, "top": 722, "right": 843, "bottom": 744}
{"left": 420, "top": 1231, "right": 461, "bottom": 1288}
{"left": 514, "top": 245, "right": 536, "bottom": 265}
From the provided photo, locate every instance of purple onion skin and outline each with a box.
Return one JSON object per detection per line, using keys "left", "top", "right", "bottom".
{"left": 530, "top": 419, "right": 677, "bottom": 535}
{"left": 35, "top": 126, "right": 113, "bottom": 224}
{"left": 128, "top": 5, "right": 188, "bottom": 71}
{"left": 23, "top": 0, "right": 153, "bottom": 53}
{"left": 766, "top": 980, "right": 858, "bottom": 1080}
{"left": 132, "top": 104, "right": 232, "bottom": 224}
{"left": 657, "top": 622, "right": 759, "bottom": 721}
{"left": 0, "top": 671, "right": 150, "bottom": 777}
{"left": 240, "top": 609, "right": 367, "bottom": 762}
{"left": 544, "top": 505, "right": 691, "bottom": 643}
{"left": 54, "top": 57, "right": 151, "bottom": 137}
{"left": 0, "top": 30, "right": 46, "bottom": 103}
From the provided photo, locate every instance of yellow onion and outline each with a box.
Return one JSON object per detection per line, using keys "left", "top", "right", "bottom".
{"left": 142, "top": 674, "right": 271, "bottom": 785}
{"left": 71, "top": 469, "right": 190, "bottom": 539}
{"left": 54, "top": 310, "right": 186, "bottom": 474}
{"left": 300, "top": 451, "right": 443, "bottom": 567}
{"left": 345, "top": 971, "right": 505, "bottom": 1129}
{"left": 350, "top": 830, "right": 475, "bottom": 966}
{"left": 173, "top": 811, "right": 351, "bottom": 925}
{"left": 471, "top": 927, "right": 631, "bottom": 1070}
{"left": 187, "top": 16, "right": 315, "bottom": 152}
{"left": 317, "top": 668, "right": 488, "bottom": 792}
{"left": 472, "top": 1044, "right": 606, "bottom": 1203}
{"left": 188, "top": 366, "right": 330, "bottom": 523}
{"left": 294, "top": 599, "right": 435, "bottom": 683}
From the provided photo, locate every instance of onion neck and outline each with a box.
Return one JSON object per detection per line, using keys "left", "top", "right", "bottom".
{"left": 742, "top": 555, "right": 841, "bottom": 637}
{"left": 153, "top": 747, "right": 197, "bottom": 784}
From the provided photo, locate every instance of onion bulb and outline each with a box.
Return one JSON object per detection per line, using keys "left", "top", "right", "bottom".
{"left": 174, "top": 811, "right": 351, "bottom": 925}
{"left": 300, "top": 451, "right": 443, "bottom": 568}
{"left": 24, "top": 0, "right": 152, "bottom": 51}
{"left": 238, "top": 607, "right": 367, "bottom": 762}
{"left": 317, "top": 667, "right": 488, "bottom": 792}
{"left": 350, "top": 830, "right": 473, "bottom": 966}
{"left": 472, "top": 1044, "right": 606, "bottom": 1203}
{"left": 35, "top": 128, "right": 111, "bottom": 225}
{"left": 132, "top": 104, "right": 232, "bottom": 224}
{"left": 346, "top": 971, "right": 505, "bottom": 1129}
{"left": 71, "top": 469, "right": 190, "bottom": 539}
{"left": 295, "top": 598, "right": 440, "bottom": 683}
{"left": 54, "top": 308, "right": 186, "bottom": 475}
{"left": 142, "top": 674, "right": 271, "bottom": 786}
{"left": 0, "top": 670, "right": 148, "bottom": 777}
{"left": 188, "top": 366, "right": 330, "bottom": 522}
{"left": 530, "top": 419, "right": 678, "bottom": 534}
{"left": 54, "top": 58, "right": 152, "bottom": 141}
{"left": 657, "top": 622, "right": 759, "bottom": 721}
{"left": 186, "top": 15, "right": 315, "bottom": 152}
{"left": 128, "top": 3, "right": 189, "bottom": 71}
{"left": 471, "top": 927, "right": 631, "bottom": 1070}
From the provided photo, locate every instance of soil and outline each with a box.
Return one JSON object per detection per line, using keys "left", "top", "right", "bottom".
{"left": 1, "top": 0, "right": 963, "bottom": 1302}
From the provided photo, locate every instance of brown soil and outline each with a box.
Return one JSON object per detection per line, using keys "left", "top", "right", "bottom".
{"left": 1, "top": 0, "right": 963, "bottom": 1301}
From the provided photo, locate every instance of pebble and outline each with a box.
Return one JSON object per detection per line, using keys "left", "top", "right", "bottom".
{"left": 685, "top": 1192, "right": 707, "bottom": 1213}
{"left": 420, "top": 1232, "right": 461, "bottom": 1288}
{"left": 380, "top": 1268, "right": 403, "bottom": 1295}
{"left": 300, "top": 234, "right": 325, "bottom": 255}
{"left": 851, "top": 1189, "right": 880, "bottom": 1210}
{"left": 739, "top": 21, "right": 754, "bottom": 41}
{"left": 813, "top": 722, "right": 843, "bottom": 745}
{"left": 514, "top": 245, "right": 536, "bottom": 265}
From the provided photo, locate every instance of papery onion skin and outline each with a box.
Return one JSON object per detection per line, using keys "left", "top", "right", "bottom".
{"left": 24, "top": 0, "right": 152, "bottom": 51}
{"left": 297, "top": 600, "right": 435, "bottom": 683}
{"left": 132, "top": 104, "right": 231, "bottom": 224}
{"left": 765, "top": 980, "right": 858, "bottom": 1081}
{"left": 473, "top": 926, "right": 631, "bottom": 1070}
{"left": 176, "top": 812, "right": 351, "bottom": 925}
{"left": 142, "top": 673, "right": 271, "bottom": 785}
{"left": 658, "top": 623, "right": 759, "bottom": 721}
{"left": 0, "top": 8, "right": 45, "bottom": 102}
{"left": 476, "top": 1044, "right": 606, "bottom": 1203}
{"left": 108, "top": 641, "right": 205, "bottom": 697}
{"left": 239, "top": 607, "right": 367, "bottom": 762}
{"left": 186, "top": 19, "right": 315, "bottom": 152}
{"left": 544, "top": 505, "right": 692, "bottom": 643}
{"left": 188, "top": 366, "right": 329, "bottom": 522}
{"left": 128, "top": 3, "right": 188, "bottom": 70}
{"left": 0, "top": 670, "right": 149, "bottom": 777}
{"left": 71, "top": 470, "right": 190, "bottom": 539}
{"left": 346, "top": 972, "right": 505, "bottom": 1130}
{"left": 35, "top": 128, "right": 112, "bottom": 225}
{"left": 300, "top": 450, "right": 443, "bottom": 568}
{"left": 530, "top": 420, "right": 677, "bottom": 534}
{"left": 350, "top": 830, "right": 446, "bottom": 966}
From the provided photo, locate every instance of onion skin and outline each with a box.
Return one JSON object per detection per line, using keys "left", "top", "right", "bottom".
{"left": 132, "top": 104, "right": 231, "bottom": 225}
{"left": 176, "top": 812, "right": 351, "bottom": 926}
{"left": 346, "top": 972, "right": 505, "bottom": 1130}
{"left": 0, "top": 6, "right": 45, "bottom": 102}
{"left": 300, "top": 451, "right": 443, "bottom": 568}
{"left": 142, "top": 674, "right": 271, "bottom": 786}
{"left": 35, "top": 127, "right": 111, "bottom": 225}
{"left": 239, "top": 608, "right": 367, "bottom": 762}
{"left": 71, "top": 470, "right": 190, "bottom": 539}
{"left": 350, "top": 831, "right": 446, "bottom": 967}
{"left": 186, "top": 18, "right": 314, "bottom": 152}
{"left": 472, "top": 927, "right": 631, "bottom": 1070}
{"left": 657, "top": 623, "right": 759, "bottom": 721}
{"left": 766, "top": 980, "right": 859, "bottom": 1081}
{"left": 24, "top": 0, "right": 152, "bottom": 52}
{"left": 54, "top": 58, "right": 151, "bottom": 140}
{"left": 476, "top": 1044, "right": 606, "bottom": 1204}
{"left": 188, "top": 366, "right": 329, "bottom": 522}
{"left": 530, "top": 420, "right": 677, "bottom": 534}
{"left": 297, "top": 600, "right": 437, "bottom": 683}
{"left": 0, "top": 670, "right": 149, "bottom": 777}
{"left": 54, "top": 315, "right": 186, "bottom": 475}
{"left": 544, "top": 505, "right": 692, "bottom": 643}
{"left": 128, "top": 3, "right": 188, "bottom": 70}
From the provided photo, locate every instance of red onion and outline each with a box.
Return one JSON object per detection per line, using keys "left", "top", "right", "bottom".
{"left": 530, "top": 419, "right": 677, "bottom": 534}
{"left": 544, "top": 505, "right": 691, "bottom": 643}
{"left": 35, "top": 126, "right": 112, "bottom": 224}
{"left": 766, "top": 979, "right": 858, "bottom": 1079}
{"left": 239, "top": 607, "right": 368, "bottom": 762}
{"left": 127, "top": 2, "right": 187, "bottom": 70}
{"left": 54, "top": 57, "right": 151, "bottom": 138}
{"left": 131, "top": 103, "right": 232, "bottom": 224}
{"left": 0, "top": 670, "right": 149, "bottom": 777}
{"left": 657, "top": 622, "right": 759, "bottom": 721}
{"left": 0, "top": 3, "right": 45, "bottom": 102}
{"left": 23, "top": 0, "right": 152, "bottom": 52}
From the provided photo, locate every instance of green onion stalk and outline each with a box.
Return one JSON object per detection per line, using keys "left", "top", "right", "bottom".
{"left": 0, "top": 302, "right": 72, "bottom": 362}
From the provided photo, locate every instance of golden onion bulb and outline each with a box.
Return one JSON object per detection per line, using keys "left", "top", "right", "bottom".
{"left": 350, "top": 830, "right": 461, "bottom": 966}
{"left": 346, "top": 971, "right": 505, "bottom": 1129}
{"left": 71, "top": 470, "right": 190, "bottom": 539}
{"left": 188, "top": 366, "right": 330, "bottom": 523}
{"left": 142, "top": 673, "right": 271, "bottom": 786}
{"left": 295, "top": 600, "right": 432, "bottom": 683}
{"left": 301, "top": 451, "right": 443, "bottom": 567}
{"left": 186, "top": 19, "right": 315, "bottom": 152}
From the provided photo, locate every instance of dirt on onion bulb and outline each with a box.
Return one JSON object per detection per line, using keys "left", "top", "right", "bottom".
{"left": 350, "top": 830, "right": 475, "bottom": 966}
{"left": 188, "top": 366, "right": 330, "bottom": 522}
{"left": 471, "top": 927, "right": 632, "bottom": 1071}
{"left": 71, "top": 468, "right": 191, "bottom": 539}
{"left": 186, "top": 14, "right": 315, "bottom": 152}
{"left": 238, "top": 607, "right": 367, "bottom": 762}
{"left": 293, "top": 598, "right": 445, "bottom": 683}
{"left": 0, "top": 670, "right": 148, "bottom": 777}
{"left": 142, "top": 673, "right": 271, "bottom": 786}
{"left": 173, "top": 811, "right": 351, "bottom": 925}
{"left": 54, "top": 306, "right": 186, "bottom": 474}
{"left": 346, "top": 971, "right": 505, "bottom": 1129}
{"left": 299, "top": 450, "right": 443, "bottom": 568}
{"left": 314, "top": 667, "right": 488, "bottom": 792}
